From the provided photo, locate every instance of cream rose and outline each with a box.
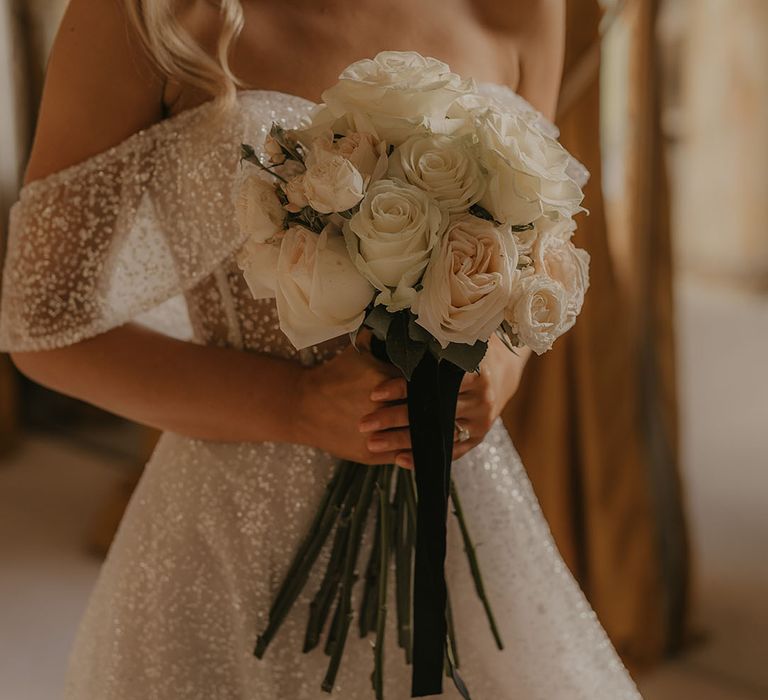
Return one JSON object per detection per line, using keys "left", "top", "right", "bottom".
{"left": 305, "top": 132, "right": 387, "bottom": 184}
{"left": 388, "top": 134, "right": 486, "bottom": 216}
{"left": 324, "top": 51, "right": 473, "bottom": 119}
{"left": 507, "top": 275, "right": 569, "bottom": 355}
{"left": 531, "top": 218, "right": 590, "bottom": 326}
{"left": 344, "top": 178, "right": 447, "bottom": 310}
{"left": 275, "top": 224, "right": 375, "bottom": 348}
{"left": 236, "top": 237, "right": 280, "bottom": 300}
{"left": 303, "top": 51, "right": 474, "bottom": 145}
{"left": 235, "top": 174, "right": 285, "bottom": 243}
{"left": 412, "top": 215, "right": 518, "bottom": 347}
{"left": 302, "top": 155, "right": 365, "bottom": 214}
{"left": 476, "top": 108, "right": 584, "bottom": 225}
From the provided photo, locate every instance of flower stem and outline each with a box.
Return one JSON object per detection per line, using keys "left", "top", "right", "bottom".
{"left": 304, "top": 468, "right": 366, "bottom": 652}
{"left": 372, "top": 465, "right": 394, "bottom": 699}
{"left": 254, "top": 462, "right": 355, "bottom": 658}
{"left": 449, "top": 480, "right": 503, "bottom": 650}
{"left": 394, "top": 468, "right": 413, "bottom": 664}
{"left": 321, "top": 467, "right": 378, "bottom": 692}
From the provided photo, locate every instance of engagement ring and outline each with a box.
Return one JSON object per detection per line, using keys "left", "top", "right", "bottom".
{"left": 455, "top": 421, "right": 470, "bottom": 443}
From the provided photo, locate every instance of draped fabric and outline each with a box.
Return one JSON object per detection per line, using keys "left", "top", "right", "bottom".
{"left": 503, "top": 0, "right": 687, "bottom": 670}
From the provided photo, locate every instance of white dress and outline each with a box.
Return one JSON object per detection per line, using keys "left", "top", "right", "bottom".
{"left": 0, "top": 85, "right": 642, "bottom": 700}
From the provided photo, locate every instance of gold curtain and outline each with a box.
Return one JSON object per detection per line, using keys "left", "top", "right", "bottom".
{"left": 503, "top": 0, "right": 688, "bottom": 670}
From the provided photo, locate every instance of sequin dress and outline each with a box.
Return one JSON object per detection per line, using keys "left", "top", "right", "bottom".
{"left": 0, "top": 87, "right": 641, "bottom": 700}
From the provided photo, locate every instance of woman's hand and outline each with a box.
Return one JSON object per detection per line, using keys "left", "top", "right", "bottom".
{"left": 359, "top": 334, "right": 531, "bottom": 467}
{"left": 295, "top": 340, "right": 404, "bottom": 465}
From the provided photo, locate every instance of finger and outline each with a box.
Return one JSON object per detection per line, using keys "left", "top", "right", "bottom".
{"left": 395, "top": 451, "right": 413, "bottom": 469}
{"left": 359, "top": 403, "right": 409, "bottom": 433}
{"left": 366, "top": 428, "right": 412, "bottom": 453}
{"left": 370, "top": 376, "right": 407, "bottom": 402}
{"left": 455, "top": 394, "right": 484, "bottom": 417}
{"left": 356, "top": 328, "right": 373, "bottom": 350}
{"left": 452, "top": 439, "right": 479, "bottom": 461}
{"left": 362, "top": 450, "right": 403, "bottom": 467}
{"left": 459, "top": 371, "right": 480, "bottom": 392}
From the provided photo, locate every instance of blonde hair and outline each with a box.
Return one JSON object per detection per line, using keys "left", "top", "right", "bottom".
{"left": 124, "top": 0, "right": 244, "bottom": 103}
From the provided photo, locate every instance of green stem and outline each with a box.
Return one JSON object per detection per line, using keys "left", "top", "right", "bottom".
{"left": 359, "top": 501, "right": 382, "bottom": 638}
{"left": 321, "top": 467, "right": 377, "bottom": 692}
{"left": 445, "top": 587, "right": 459, "bottom": 670}
{"left": 449, "top": 480, "right": 504, "bottom": 650}
{"left": 372, "top": 465, "right": 394, "bottom": 699}
{"left": 304, "top": 469, "right": 365, "bottom": 652}
{"left": 254, "top": 462, "right": 355, "bottom": 658}
{"left": 394, "top": 469, "right": 413, "bottom": 663}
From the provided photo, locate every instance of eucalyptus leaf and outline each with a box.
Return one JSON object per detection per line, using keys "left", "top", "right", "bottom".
{"left": 386, "top": 311, "right": 427, "bottom": 380}
{"left": 364, "top": 305, "right": 395, "bottom": 341}
{"left": 407, "top": 313, "right": 431, "bottom": 343}
{"left": 437, "top": 340, "right": 488, "bottom": 373}
{"left": 509, "top": 222, "right": 535, "bottom": 232}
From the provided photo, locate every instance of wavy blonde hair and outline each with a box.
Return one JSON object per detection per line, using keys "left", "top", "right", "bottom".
{"left": 124, "top": 0, "right": 244, "bottom": 103}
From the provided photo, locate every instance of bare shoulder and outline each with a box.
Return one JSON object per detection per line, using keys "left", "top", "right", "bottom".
{"left": 25, "top": 0, "right": 165, "bottom": 185}
{"left": 473, "top": 0, "right": 566, "bottom": 120}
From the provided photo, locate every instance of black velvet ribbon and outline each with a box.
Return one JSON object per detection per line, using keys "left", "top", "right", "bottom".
{"left": 406, "top": 353, "right": 465, "bottom": 697}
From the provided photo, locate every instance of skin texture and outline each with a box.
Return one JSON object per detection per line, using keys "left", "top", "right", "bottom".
{"left": 12, "top": 0, "right": 565, "bottom": 468}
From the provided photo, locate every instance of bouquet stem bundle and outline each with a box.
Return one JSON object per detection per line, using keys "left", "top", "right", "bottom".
{"left": 254, "top": 458, "right": 501, "bottom": 699}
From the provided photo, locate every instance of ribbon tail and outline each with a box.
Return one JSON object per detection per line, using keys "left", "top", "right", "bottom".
{"left": 408, "top": 353, "right": 464, "bottom": 697}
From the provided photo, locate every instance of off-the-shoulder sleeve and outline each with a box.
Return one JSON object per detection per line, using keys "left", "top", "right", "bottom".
{"left": 0, "top": 102, "right": 252, "bottom": 352}
{"left": 477, "top": 82, "right": 590, "bottom": 188}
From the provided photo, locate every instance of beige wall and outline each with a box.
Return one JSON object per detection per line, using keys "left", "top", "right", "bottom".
{"left": 669, "top": 0, "right": 768, "bottom": 290}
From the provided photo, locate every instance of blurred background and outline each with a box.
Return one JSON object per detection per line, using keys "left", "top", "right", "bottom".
{"left": 0, "top": 1, "right": 766, "bottom": 698}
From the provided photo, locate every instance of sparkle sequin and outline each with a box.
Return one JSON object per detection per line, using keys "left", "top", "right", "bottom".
{"left": 0, "top": 88, "right": 638, "bottom": 699}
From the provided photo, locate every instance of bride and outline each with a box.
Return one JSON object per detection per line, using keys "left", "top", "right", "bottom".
{"left": 2, "top": 0, "right": 642, "bottom": 698}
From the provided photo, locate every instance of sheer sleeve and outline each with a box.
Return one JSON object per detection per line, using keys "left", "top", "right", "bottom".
{"left": 477, "top": 82, "right": 590, "bottom": 188}
{"left": 0, "top": 101, "right": 250, "bottom": 352}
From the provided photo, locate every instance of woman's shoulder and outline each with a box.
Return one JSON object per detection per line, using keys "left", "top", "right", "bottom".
{"left": 24, "top": 0, "right": 166, "bottom": 186}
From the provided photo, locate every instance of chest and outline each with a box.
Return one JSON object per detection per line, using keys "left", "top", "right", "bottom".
{"left": 174, "top": 0, "right": 520, "bottom": 109}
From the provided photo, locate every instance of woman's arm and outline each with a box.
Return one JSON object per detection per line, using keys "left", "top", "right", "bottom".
{"left": 11, "top": 0, "right": 402, "bottom": 464}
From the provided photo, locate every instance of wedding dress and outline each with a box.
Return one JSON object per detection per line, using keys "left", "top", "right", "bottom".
{"left": 0, "top": 85, "right": 642, "bottom": 700}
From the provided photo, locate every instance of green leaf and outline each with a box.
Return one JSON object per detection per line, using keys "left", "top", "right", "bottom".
{"left": 363, "top": 305, "right": 395, "bottom": 341}
{"left": 509, "top": 222, "right": 535, "bottom": 233}
{"left": 436, "top": 340, "right": 488, "bottom": 373}
{"left": 386, "top": 311, "right": 427, "bottom": 380}
{"left": 407, "top": 313, "right": 431, "bottom": 343}
{"left": 468, "top": 204, "right": 499, "bottom": 224}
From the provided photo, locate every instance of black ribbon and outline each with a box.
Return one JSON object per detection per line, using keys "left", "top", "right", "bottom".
{"left": 407, "top": 353, "right": 464, "bottom": 697}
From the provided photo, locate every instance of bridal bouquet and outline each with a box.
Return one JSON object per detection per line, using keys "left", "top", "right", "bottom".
{"left": 235, "top": 51, "right": 588, "bottom": 698}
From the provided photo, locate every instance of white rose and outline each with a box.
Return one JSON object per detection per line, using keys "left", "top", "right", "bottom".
{"left": 302, "top": 155, "right": 365, "bottom": 214}
{"left": 282, "top": 174, "right": 309, "bottom": 213}
{"left": 303, "top": 51, "right": 474, "bottom": 145}
{"left": 388, "top": 134, "right": 486, "bottom": 216}
{"left": 305, "top": 132, "right": 387, "bottom": 184}
{"left": 412, "top": 215, "right": 519, "bottom": 347}
{"left": 275, "top": 224, "right": 375, "bottom": 349}
{"left": 344, "top": 178, "right": 447, "bottom": 310}
{"left": 236, "top": 237, "right": 280, "bottom": 300}
{"left": 324, "top": 51, "right": 473, "bottom": 119}
{"left": 476, "top": 107, "right": 584, "bottom": 225}
{"left": 531, "top": 218, "right": 590, "bottom": 326}
{"left": 507, "top": 274, "right": 569, "bottom": 355}
{"left": 264, "top": 134, "right": 286, "bottom": 164}
{"left": 334, "top": 132, "right": 388, "bottom": 183}
{"left": 235, "top": 174, "right": 285, "bottom": 243}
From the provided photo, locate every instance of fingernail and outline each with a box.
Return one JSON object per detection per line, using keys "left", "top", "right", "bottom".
{"left": 370, "top": 390, "right": 388, "bottom": 401}
{"left": 359, "top": 419, "right": 379, "bottom": 432}
{"left": 396, "top": 456, "right": 413, "bottom": 469}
